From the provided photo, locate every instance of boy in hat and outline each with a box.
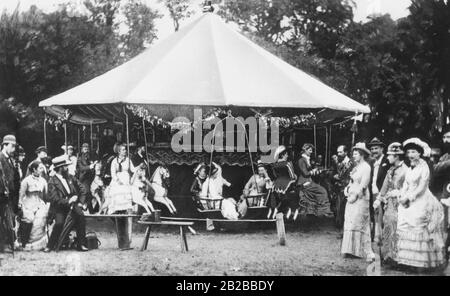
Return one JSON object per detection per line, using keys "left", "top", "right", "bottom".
{"left": 44, "top": 156, "right": 88, "bottom": 252}
{"left": 0, "top": 135, "right": 20, "bottom": 252}
{"left": 367, "top": 137, "right": 391, "bottom": 242}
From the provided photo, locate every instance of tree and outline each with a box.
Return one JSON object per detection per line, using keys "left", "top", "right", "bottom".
{"left": 159, "top": 0, "right": 194, "bottom": 32}
{"left": 120, "top": 0, "right": 162, "bottom": 59}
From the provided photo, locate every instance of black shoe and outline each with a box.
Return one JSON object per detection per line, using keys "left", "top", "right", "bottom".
{"left": 78, "top": 245, "right": 89, "bottom": 252}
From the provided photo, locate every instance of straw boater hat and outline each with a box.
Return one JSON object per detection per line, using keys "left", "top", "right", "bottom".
{"left": 386, "top": 142, "right": 404, "bottom": 155}
{"left": 352, "top": 142, "right": 371, "bottom": 156}
{"left": 403, "top": 138, "right": 431, "bottom": 157}
{"left": 35, "top": 146, "right": 47, "bottom": 155}
{"left": 2, "top": 135, "right": 17, "bottom": 145}
{"left": 52, "top": 155, "right": 72, "bottom": 169}
{"left": 367, "top": 137, "right": 385, "bottom": 148}
{"left": 273, "top": 145, "right": 287, "bottom": 162}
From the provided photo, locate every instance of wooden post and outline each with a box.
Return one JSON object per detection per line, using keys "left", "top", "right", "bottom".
{"left": 276, "top": 213, "right": 286, "bottom": 246}
{"left": 140, "top": 225, "right": 151, "bottom": 251}
{"left": 313, "top": 124, "right": 317, "bottom": 159}
{"left": 180, "top": 226, "right": 188, "bottom": 253}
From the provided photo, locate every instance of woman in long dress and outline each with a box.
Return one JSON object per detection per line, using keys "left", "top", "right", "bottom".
{"left": 396, "top": 138, "right": 446, "bottom": 270}
{"left": 373, "top": 142, "right": 408, "bottom": 264}
{"left": 201, "top": 162, "right": 239, "bottom": 220}
{"left": 18, "top": 161, "right": 49, "bottom": 250}
{"left": 105, "top": 144, "right": 136, "bottom": 214}
{"left": 267, "top": 146, "right": 297, "bottom": 219}
{"left": 295, "top": 144, "right": 333, "bottom": 220}
{"left": 341, "top": 143, "right": 376, "bottom": 262}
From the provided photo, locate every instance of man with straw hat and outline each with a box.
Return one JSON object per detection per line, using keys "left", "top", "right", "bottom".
{"left": 44, "top": 156, "right": 88, "bottom": 252}
{"left": 0, "top": 135, "right": 20, "bottom": 253}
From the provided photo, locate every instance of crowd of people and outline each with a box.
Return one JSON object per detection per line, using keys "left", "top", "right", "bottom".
{"left": 0, "top": 137, "right": 177, "bottom": 253}
{"left": 1, "top": 129, "right": 450, "bottom": 273}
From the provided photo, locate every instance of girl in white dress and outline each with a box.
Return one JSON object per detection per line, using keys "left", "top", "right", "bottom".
{"left": 105, "top": 144, "right": 136, "bottom": 214}
{"left": 201, "top": 163, "right": 239, "bottom": 220}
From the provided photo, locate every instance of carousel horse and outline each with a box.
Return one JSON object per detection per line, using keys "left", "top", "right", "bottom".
{"left": 149, "top": 165, "right": 177, "bottom": 215}
{"left": 130, "top": 166, "right": 155, "bottom": 214}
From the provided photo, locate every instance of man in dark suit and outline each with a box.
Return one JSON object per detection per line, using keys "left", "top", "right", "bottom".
{"left": 367, "top": 137, "right": 391, "bottom": 242}
{"left": 44, "top": 156, "right": 89, "bottom": 252}
{"left": 0, "top": 135, "right": 20, "bottom": 252}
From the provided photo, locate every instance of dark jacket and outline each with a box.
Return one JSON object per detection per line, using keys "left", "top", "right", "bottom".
{"left": 296, "top": 157, "right": 313, "bottom": 186}
{"left": 46, "top": 174, "right": 87, "bottom": 215}
{"left": 369, "top": 155, "right": 391, "bottom": 194}
{"left": 0, "top": 151, "right": 20, "bottom": 209}
{"left": 131, "top": 152, "right": 147, "bottom": 168}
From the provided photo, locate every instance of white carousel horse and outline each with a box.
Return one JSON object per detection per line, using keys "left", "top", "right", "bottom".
{"left": 149, "top": 166, "right": 177, "bottom": 215}
{"left": 130, "top": 168, "right": 155, "bottom": 214}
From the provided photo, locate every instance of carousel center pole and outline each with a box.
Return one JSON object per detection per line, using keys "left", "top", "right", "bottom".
{"left": 313, "top": 124, "right": 317, "bottom": 159}
{"left": 325, "top": 125, "right": 328, "bottom": 169}
{"left": 44, "top": 113, "right": 48, "bottom": 149}
{"left": 142, "top": 117, "right": 152, "bottom": 178}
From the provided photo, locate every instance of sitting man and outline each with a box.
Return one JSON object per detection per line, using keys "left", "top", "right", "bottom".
{"left": 44, "top": 156, "right": 89, "bottom": 252}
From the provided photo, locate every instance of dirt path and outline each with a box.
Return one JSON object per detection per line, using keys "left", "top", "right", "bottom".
{"left": 0, "top": 220, "right": 444, "bottom": 276}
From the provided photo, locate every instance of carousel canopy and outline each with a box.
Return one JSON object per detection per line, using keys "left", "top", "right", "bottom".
{"left": 39, "top": 12, "right": 370, "bottom": 123}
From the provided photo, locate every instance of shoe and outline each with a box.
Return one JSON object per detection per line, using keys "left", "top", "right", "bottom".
{"left": 43, "top": 247, "right": 51, "bottom": 253}
{"left": 78, "top": 245, "right": 89, "bottom": 252}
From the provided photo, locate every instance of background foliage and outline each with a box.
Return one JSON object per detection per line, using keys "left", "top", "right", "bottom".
{"left": 1, "top": 0, "right": 450, "bottom": 157}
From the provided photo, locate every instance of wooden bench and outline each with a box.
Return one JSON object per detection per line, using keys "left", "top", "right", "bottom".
{"left": 137, "top": 221, "right": 195, "bottom": 253}
{"left": 85, "top": 214, "right": 141, "bottom": 250}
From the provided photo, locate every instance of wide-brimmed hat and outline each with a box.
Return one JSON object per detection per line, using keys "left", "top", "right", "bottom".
{"left": 352, "top": 142, "right": 371, "bottom": 156}
{"left": 274, "top": 145, "right": 287, "bottom": 162}
{"left": 35, "top": 146, "right": 47, "bottom": 155}
{"left": 2, "top": 135, "right": 17, "bottom": 145}
{"left": 403, "top": 138, "right": 431, "bottom": 157}
{"left": 386, "top": 142, "right": 404, "bottom": 155}
{"left": 367, "top": 137, "right": 385, "bottom": 148}
{"left": 52, "top": 155, "right": 72, "bottom": 169}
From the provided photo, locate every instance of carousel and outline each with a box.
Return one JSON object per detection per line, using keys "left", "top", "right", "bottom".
{"left": 38, "top": 11, "right": 370, "bottom": 233}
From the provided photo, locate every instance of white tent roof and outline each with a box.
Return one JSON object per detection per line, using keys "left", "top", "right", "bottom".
{"left": 39, "top": 13, "right": 370, "bottom": 118}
